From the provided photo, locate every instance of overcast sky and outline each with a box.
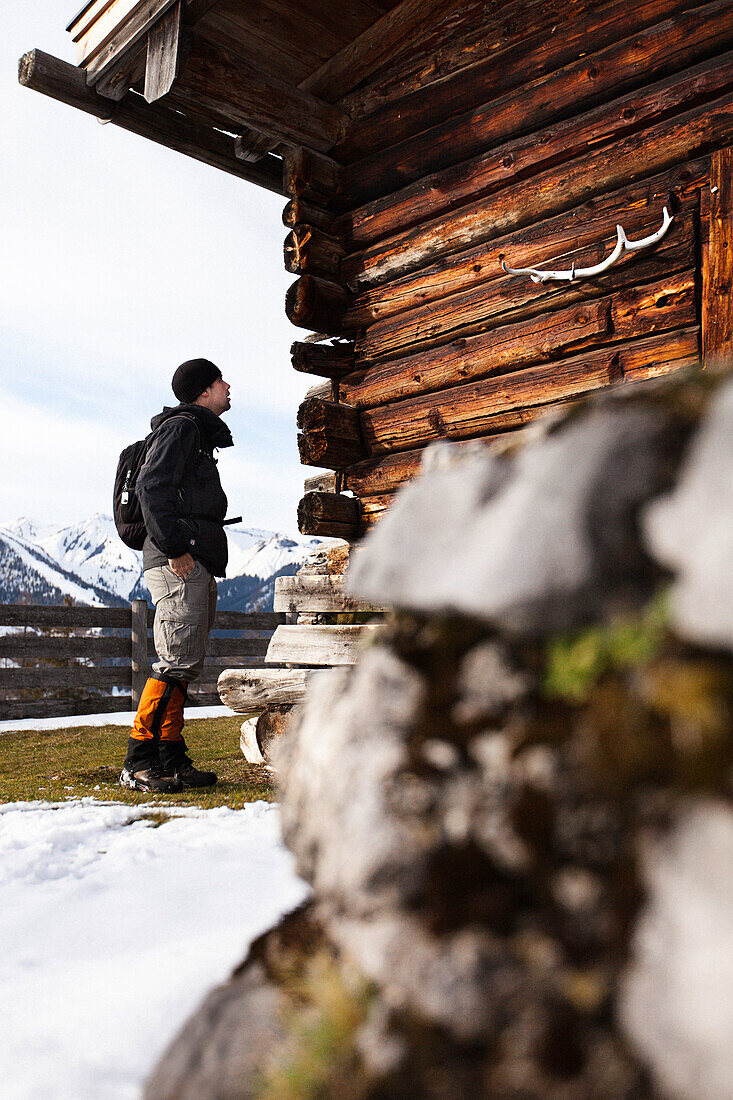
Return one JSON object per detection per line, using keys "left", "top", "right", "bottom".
{"left": 1, "top": 5, "right": 317, "bottom": 535}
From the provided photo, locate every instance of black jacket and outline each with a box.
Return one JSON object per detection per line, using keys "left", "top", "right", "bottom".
{"left": 138, "top": 404, "right": 233, "bottom": 577}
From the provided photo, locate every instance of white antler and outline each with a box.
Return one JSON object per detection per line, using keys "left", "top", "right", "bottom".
{"left": 501, "top": 206, "right": 673, "bottom": 284}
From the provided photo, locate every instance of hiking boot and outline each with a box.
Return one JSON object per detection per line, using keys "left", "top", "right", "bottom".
{"left": 119, "top": 764, "right": 183, "bottom": 793}
{"left": 169, "top": 756, "right": 218, "bottom": 789}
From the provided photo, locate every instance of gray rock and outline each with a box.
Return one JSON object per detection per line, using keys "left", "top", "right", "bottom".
{"left": 644, "top": 377, "right": 733, "bottom": 650}
{"left": 144, "top": 962, "right": 284, "bottom": 1100}
{"left": 274, "top": 649, "right": 431, "bottom": 913}
{"left": 328, "top": 911, "right": 520, "bottom": 1043}
{"left": 452, "top": 641, "right": 531, "bottom": 725}
{"left": 620, "top": 799, "right": 733, "bottom": 1100}
{"left": 349, "top": 405, "right": 672, "bottom": 636}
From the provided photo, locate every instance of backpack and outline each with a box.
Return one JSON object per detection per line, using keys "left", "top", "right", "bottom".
{"left": 113, "top": 414, "right": 201, "bottom": 550}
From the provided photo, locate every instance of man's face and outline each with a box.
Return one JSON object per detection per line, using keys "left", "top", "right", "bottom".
{"left": 201, "top": 377, "right": 231, "bottom": 415}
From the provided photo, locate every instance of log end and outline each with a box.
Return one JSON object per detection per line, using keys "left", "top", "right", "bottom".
{"left": 18, "top": 50, "right": 37, "bottom": 86}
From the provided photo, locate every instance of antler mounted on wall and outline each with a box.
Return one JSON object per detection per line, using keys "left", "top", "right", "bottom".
{"left": 501, "top": 206, "right": 673, "bottom": 284}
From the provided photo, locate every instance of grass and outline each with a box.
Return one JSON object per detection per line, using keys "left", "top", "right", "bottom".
{"left": 0, "top": 716, "right": 274, "bottom": 808}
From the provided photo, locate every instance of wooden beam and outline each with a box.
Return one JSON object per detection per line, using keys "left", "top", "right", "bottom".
{"left": 175, "top": 33, "right": 346, "bottom": 153}
{"left": 340, "top": 272, "right": 695, "bottom": 408}
{"left": 265, "top": 624, "right": 377, "bottom": 666}
{"left": 297, "top": 491, "right": 360, "bottom": 538}
{"left": 338, "top": 47, "right": 733, "bottom": 253}
{"left": 284, "top": 224, "right": 345, "bottom": 280}
{"left": 18, "top": 50, "right": 285, "bottom": 194}
{"left": 345, "top": 167, "right": 704, "bottom": 335}
{"left": 338, "top": 0, "right": 733, "bottom": 195}
{"left": 217, "top": 667, "right": 312, "bottom": 714}
{"left": 282, "top": 147, "right": 343, "bottom": 206}
{"left": 291, "top": 340, "right": 355, "bottom": 379}
{"left": 297, "top": 398, "right": 366, "bottom": 468}
{"left": 360, "top": 328, "right": 700, "bottom": 455}
{"left": 300, "top": 0, "right": 452, "bottom": 102}
{"left": 282, "top": 199, "right": 336, "bottom": 234}
{"left": 235, "top": 129, "right": 279, "bottom": 163}
{"left": 343, "top": 88, "right": 733, "bottom": 294}
{"left": 274, "top": 575, "right": 385, "bottom": 614}
{"left": 286, "top": 275, "right": 349, "bottom": 334}
{"left": 144, "top": 0, "right": 182, "bottom": 102}
{"left": 353, "top": 200, "right": 697, "bottom": 362}
{"left": 703, "top": 147, "right": 733, "bottom": 366}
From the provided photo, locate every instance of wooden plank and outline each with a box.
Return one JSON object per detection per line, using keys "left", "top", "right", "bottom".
{"left": 0, "top": 603, "right": 131, "bottom": 628}
{"left": 344, "top": 164, "right": 705, "bottom": 333}
{"left": 217, "top": 667, "right": 312, "bottom": 713}
{"left": 0, "top": 666, "right": 129, "bottom": 690}
{"left": 210, "top": 611, "right": 285, "bottom": 630}
{"left": 355, "top": 207, "right": 697, "bottom": 362}
{"left": 203, "top": 637, "right": 272, "bottom": 658}
{"left": 265, "top": 623, "right": 378, "bottom": 666}
{"left": 0, "top": 635, "right": 129, "bottom": 658}
{"left": 360, "top": 328, "right": 701, "bottom": 455}
{"left": 0, "top": 697, "right": 132, "bottom": 722}
{"left": 274, "top": 575, "right": 387, "bottom": 613}
{"left": 130, "top": 598, "right": 148, "bottom": 706}
{"left": 341, "top": 271, "right": 696, "bottom": 408}
{"left": 300, "top": 0, "right": 452, "bottom": 102}
{"left": 338, "top": 0, "right": 733, "bottom": 197}
{"left": 339, "top": 48, "right": 733, "bottom": 253}
{"left": 304, "top": 471, "right": 337, "bottom": 494}
{"left": 83, "top": 0, "right": 177, "bottom": 80}
{"left": 703, "top": 147, "right": 733, "bottom": 365}
{"left": 174, "top": 33, "right": 346, "bottom": 154}
{"left": 18, "top": 51, "right": 285, "bottom": 194}
{"left": 144, "top": 0, "right": 182, "bottom": 103}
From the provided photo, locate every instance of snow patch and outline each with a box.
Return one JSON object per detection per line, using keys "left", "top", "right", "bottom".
{"left": 0, "top": 799, "right": 309, "bottom": 1099}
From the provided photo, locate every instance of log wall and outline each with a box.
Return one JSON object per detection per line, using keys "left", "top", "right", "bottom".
{"left": 285, "top": 0, "right": 733, "bottom": 537}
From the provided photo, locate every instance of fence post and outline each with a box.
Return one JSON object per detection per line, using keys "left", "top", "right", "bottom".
{"left": 131, "top": 600, "right": 148, "bottom": 708}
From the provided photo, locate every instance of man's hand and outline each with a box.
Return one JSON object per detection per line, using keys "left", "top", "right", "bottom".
{"left": 168, "top": 552, "right": 195, "bottom": 579}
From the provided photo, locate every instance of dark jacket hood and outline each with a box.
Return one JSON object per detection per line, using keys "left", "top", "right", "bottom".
{"left": 150, "top": 403, "right": 233, "bottom": 451}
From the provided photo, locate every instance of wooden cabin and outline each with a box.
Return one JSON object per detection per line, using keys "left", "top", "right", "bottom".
{"left": 20, "top": 0, "right": 733, "bottom": 545}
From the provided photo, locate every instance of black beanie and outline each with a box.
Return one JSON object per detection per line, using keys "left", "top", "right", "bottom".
{"left": 172, "top": 358, "right": 222, "bottom": 404}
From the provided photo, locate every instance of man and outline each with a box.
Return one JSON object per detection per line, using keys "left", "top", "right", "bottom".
{"left": 120, "top": 358, "right": 233, "bottom": 793}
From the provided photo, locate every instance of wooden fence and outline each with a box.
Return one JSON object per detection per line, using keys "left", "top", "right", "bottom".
{"left": 0, "top": 602, "right": 285, "bottom": 720}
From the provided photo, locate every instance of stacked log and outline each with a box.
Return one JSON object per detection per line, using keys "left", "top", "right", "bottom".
{"left": 281, "top": 0, "right": 733, "bottom": 538}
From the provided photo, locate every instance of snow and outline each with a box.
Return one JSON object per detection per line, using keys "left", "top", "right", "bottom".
{"left": 0, "top": 798, "right": 309, "bottom": 1099}
{"left": 0, "top": 706, "right": 232, "bottom": 736}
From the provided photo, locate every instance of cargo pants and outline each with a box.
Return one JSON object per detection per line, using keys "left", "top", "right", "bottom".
{"left": 145, "top": 560, "right": 217, "bottom": 682}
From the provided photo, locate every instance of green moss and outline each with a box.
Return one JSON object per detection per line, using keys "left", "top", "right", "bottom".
{"left": 0, "top": 717, "right": 273, "bottom": 808}
{"left": 257, "top": 952, "right": 372, "bottom": 1100}
{"left": 543, "top": 591, "right": 670, "bottom": 703}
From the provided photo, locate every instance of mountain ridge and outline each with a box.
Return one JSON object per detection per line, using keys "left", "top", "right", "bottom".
{"left": 0, "top": 515, "right": 331, "bottom": 611}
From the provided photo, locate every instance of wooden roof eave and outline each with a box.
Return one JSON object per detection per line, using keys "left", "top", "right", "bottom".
{"left": 17, "top": 49, "right": 285, "bottom": 195}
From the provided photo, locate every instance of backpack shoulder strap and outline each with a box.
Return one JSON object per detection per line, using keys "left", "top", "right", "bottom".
{"left": 148, "top": 413, "right": 203, "bottom": 456}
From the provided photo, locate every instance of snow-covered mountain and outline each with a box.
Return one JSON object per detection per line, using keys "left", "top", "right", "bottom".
{"left": 0, "top": 515, "right": 331, "bottom": 610}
